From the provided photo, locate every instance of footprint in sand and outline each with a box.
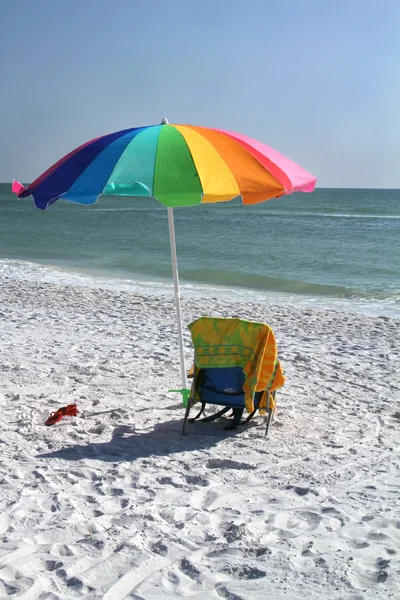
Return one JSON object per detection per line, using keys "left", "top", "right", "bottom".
{"left": 215, "top": 584, "right": 245, "bottom": 600}
{"left": 185, "top": 474, "right": 209, "bottom": 487}
{"left": 237, "top": 565, "right": 266, "bottom": 580}
{"left": 151, "top": 540, "right": 168, "bottom": 556}
{"left": 53, "top": 544, "right": 75, "bottom": 557}
{"left": 178, "top": 558, "right": 201, "bottom": 580}
{"left": 206, "top": 458, "right": 256, "bottom": 470}
{"left": 285, "top": 484, "right": 310, "bottom": 496}
{"left": 88, "top": 424, "right": 106, "bottom": 435}
{"left": 46, "top": 560, "right": 64, "bottom": 572}
{"left": 157, "top": 476, "right": 184, "bottom": 488}
{"left": 222, "top": 522, "right": 247, "bottom": 543}
{"left": 376, "top": 557, "right": 390, "bottom": 583}
{"left": 353, "top": 541, "right": 371, "bottom": 550}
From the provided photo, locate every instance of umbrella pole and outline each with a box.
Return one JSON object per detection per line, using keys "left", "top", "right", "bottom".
{"left": 167, "top": 207, "right": 187, "bottom": 391}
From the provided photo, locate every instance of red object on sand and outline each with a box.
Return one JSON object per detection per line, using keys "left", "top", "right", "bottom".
{"left": 45, "top": 404, "right": 79, "bottom": 426}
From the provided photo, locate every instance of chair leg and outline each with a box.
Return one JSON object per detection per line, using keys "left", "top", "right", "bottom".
{"left": 240, "top": 409, "right": 256, "bottom": 426}
{"left": 265, "top": 408, "right": 273, "bottom": 437}
{"left": 265, "top": 391, "right": 276, "bottom": 437}
{"left": 182, "top": 400, "right": 192, "bottom": 436}
{"left": 223, "top": 408, "right": 244, "bottom": 430}
{"left": 189, "top": 402, "right": 206, "bottom": 423}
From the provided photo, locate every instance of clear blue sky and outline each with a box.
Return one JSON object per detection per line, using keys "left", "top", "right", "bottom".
{"left": 0, "top": 0, "right": 398, "bottom": 188}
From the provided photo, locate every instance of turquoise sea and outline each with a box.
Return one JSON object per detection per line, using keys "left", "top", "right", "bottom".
{"left": 0, "top": 184, "right": 399, "bottom": 317}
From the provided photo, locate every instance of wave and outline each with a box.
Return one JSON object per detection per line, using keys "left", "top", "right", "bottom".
{"left": 180, "top": 268, "right": 395, "bottom": 300}
{"left": 173, "top": 209, "right": 400, "bottom": 220}
{"left": 1, "top": 258, "right": 397, "bottom": 300}
{"left": 261, "top": 212, "right": 400, "bottom": 220}
{"left": 89, "top": 206, "right": 400, "bottom": 220}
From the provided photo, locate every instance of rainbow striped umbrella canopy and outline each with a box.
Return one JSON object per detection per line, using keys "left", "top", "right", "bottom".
{"left": 12, "top": 119, "right": 316, "bottom": 405}
{"left": 12, "top": 120, "right": 316, "bottom": 209}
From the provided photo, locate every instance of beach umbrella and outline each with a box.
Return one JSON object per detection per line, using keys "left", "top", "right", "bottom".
{"left": 12, "top": 118, "right": 316, "bottom": 403}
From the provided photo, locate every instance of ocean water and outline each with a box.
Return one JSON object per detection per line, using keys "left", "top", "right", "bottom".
{"left": 0, "top": 184, "right": 399, "bottom": 317}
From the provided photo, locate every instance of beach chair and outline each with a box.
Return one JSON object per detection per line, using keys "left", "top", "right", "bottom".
{"left": 182, "top": 317, "right": 285, "bottom": 436}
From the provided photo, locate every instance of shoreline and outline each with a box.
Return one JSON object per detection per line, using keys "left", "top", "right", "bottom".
{"left": 1, "top": 257, "right": 399, "bottom": 319}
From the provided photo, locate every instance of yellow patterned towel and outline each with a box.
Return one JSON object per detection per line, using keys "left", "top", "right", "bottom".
{"left": 188, "top": 317, "right": 285, "bottom": 413}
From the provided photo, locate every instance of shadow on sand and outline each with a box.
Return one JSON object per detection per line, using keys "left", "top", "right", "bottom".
{"left": 37, "top": 417, "right": 252, "bottom": 463}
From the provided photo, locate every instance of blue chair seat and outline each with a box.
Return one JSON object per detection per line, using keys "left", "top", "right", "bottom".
{"left": 199, "top": 367, "right": 263, "bottom": 408}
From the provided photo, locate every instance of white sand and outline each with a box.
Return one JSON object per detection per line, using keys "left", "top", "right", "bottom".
{"left": 0, "top": 276, "right": 399, "bottom": 600}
